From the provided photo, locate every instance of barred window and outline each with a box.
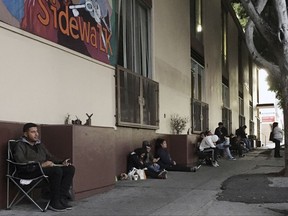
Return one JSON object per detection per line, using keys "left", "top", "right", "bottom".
{"left": 239, "top": 115, "right": 245, "bottom": 128}
{"left": 191, "top": 59, "right": 204, "bottom": 100}
{"left": 222, "top": 107, "right": 232, "bottom": 134}
{"left": 192, "top": 99, "right": 209, "bottom": 133}
{"left": 116, "top": 66, "right": 159, "bottom": 129}
{"left": 239, "top": 97, "right": 244, "bottom": 115}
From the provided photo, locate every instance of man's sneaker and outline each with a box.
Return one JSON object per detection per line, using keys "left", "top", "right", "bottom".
{"left": 212, "top": 161, "right": 219, "bottom": 167}
{"left": 229, "top": 157, "right": 236, "bottom": 160}
{"left": 190, "top": 165, "right": 200, "bottom": 172}
{"left": 158, "top": 170, "right": 168, "bottom": 179}
{"left": 61, "top": 199, "right": 73, "bottom": 210}
{"left": 48, "top": 202, "right": 66, "bottom": 212}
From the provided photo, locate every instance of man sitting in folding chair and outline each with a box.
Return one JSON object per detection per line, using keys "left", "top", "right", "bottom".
{"left": 13, "top": 123, "right": 75, "bottom": 212}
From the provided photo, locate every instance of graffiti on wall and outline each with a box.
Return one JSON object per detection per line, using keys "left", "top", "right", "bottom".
{"left": 0, "top": 0, "right": 117, "bottom": 65}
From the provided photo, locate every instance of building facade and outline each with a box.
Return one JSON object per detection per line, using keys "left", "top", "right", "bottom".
{"left": 0, "top": 0, "right": 259, "bottom": 206}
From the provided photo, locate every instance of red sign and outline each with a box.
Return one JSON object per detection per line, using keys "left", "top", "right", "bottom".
{"left": 262, "top": 116, "right": 275, "bottom": 122}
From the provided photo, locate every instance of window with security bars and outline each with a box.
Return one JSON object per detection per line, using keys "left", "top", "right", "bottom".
{"left": 239, "top": 97, "right": 244, "bottom": 115}
{"left": 191, "top": 59, "right": 203, "bottom": 100}
{"left": 249, "top": 103, "right": 254, "bottom": 135}
{"left": 249, "top": 102, "right": 253, "bottom": 120}
{"left": 116, "top": 66, "right": 159, "bottom": 129}
{"left": 249, "top": 120, "right": 254, "bottom": 136}
{"left": 117, "top": 0, "right": 151, "bottom": 78}
{"left": 192, "top": 99, "right": 209, "bottom": 133}
{"left": 239, "top": 115, "right": 245, "bottom": 127}
{"left": 239, "top": 96, "right": 245, "bottom": 127}
{"left": 222, "top": 107, "right": 232, "bottom": 134}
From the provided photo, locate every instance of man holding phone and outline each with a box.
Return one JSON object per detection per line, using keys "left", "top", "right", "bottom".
{"left": 14, "top": 123, "right": 75, "bottom": 212}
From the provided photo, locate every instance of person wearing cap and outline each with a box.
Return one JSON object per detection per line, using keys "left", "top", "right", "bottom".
{"left": 142, "top": 141, "right": 168, "bottom": 179}
{"left": 142, "top": 141, "right": 160, "bottom": 171}
{"left": 142, "top": 141, "right": 159, "bottom": 167}
{"left": 127, "top": 147, "right": 167, "bottom": 179}
{"left": 199, "top": 134, "right": 220, "bottom": 167}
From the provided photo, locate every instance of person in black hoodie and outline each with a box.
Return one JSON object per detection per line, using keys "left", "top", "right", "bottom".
{"left": 236, "top": 125, "right": 252, "bottom": 151}
{"left": 155, "top": 138, "right": 198, "bottom": 172}
{"left": 127, "top": 148, "right": 167, "bottom": 179}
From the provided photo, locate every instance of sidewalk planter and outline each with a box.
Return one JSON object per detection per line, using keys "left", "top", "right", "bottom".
{"left": 164, "top": 134, "right": 199, "bottom": 167}
{"left": 41, "top": 124, "right": 116, "bottom": 200}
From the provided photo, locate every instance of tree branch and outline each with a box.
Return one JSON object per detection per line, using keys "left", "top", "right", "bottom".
{"left": 244, "top": 0, "right": 281, "bottom": 78}
{"left": 246, "top": 22, "right": 280, "bottom": 75}
{"left": 274, "top": 1, "right": 288, "bottom": 72}
{"left": 239, "top": 0, "right": 280, "bottom": 55}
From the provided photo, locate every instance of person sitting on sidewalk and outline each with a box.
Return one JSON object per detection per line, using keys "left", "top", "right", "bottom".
{"left": 229, "top": 134, "right": 246, "bottom": 157}
{"left": 154, "top": 138, "right": 198, "bottom": 172}
{"left": 127, "top": 148, "right": 167, "bottom": 179}
{"left": 197, "top": 132, "right": 214, "bottom": 165}
{"left": 236, "top": 125, "right": 252, "bottom": 151}
{"left": 142, "top": 140, "right": 166, "bottom": 174}
{"left": 199, "top": 134, "right": 220, "bottom": 167}
{"left": 14, "top": 123, "right": 75, "bottom": 212}
{"left": 214, "top": 123, "right": 236, "bottom": 160}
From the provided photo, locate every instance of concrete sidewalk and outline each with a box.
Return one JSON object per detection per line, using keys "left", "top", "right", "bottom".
{"left": 1, "top": 147, "right": 288, "bottom": 216}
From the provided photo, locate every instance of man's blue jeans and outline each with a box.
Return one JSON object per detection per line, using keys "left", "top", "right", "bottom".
{"left": 216, "top": 140, "right": 233, "bottom": 159}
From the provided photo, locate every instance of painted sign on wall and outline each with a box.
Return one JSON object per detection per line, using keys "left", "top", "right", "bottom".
{"left": 0, "top": 0, "right": 117, "bottom": 65}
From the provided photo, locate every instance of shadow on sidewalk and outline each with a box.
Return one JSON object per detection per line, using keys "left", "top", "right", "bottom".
{"left": 217, "top": 172, "right": 288, "bottom": 204}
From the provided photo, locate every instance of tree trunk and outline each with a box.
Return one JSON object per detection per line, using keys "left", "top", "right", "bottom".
{"left": 282, "top": 76, "right": 288, "bottom": 176}
{"left": 238, "top": 0, "right": 288, "bottom": 176}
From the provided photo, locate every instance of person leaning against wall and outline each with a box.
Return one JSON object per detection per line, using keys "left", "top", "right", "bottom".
{"left": 154, "top": 138, "right": 199, "bottom": 172}
{"left": 271, "top": 122, "right": 284, "bottom": 158}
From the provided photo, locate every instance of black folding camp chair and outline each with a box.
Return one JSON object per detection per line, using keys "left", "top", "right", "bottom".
{"left": 196, "top": 141, "right": 214, "bottom": 166}
{"left": 6, "top": 140, "right": 50, "bottom": 212}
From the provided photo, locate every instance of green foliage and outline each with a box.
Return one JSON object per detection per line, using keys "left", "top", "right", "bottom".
{"left": 232, "top": 1, "right": 281, "bottom": 105}
{"left": 231, "top": 1, "right": 278, "bottom": 64}
{"left": 170, "top": 114, "right": 189, "bottom": 134}
{"left": 231, "top": 2, "right": 249, "bottom": 30}
{"left": 266, "top": 74, "right": 285, "bottom": 109}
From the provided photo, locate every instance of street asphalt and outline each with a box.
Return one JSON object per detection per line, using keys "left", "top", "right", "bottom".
{"left": 1, "top": 144, "right": 288, "bottom": 216}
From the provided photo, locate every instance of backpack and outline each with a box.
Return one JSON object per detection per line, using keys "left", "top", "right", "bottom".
{"left": 269, "top": 131, "right": 274, "bottom": 141}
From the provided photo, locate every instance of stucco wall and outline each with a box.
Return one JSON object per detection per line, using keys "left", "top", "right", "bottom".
{"left": 227, "top": 13, "right": 240, "bottom": 133}
{"left": 0, "top": 23, "right": 115, "bottom": 127}
{"left": 0, "top": 0, "right": 258, "bottom": 136}
{"left": 202, "top": 0, "right": 222, "bottom": 130}
{"left": 153, "top": 0, "right": 191, "bottom": 134}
